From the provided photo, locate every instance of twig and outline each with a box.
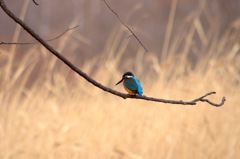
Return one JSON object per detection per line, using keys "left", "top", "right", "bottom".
{"left": 102, "top": 0, "right": 148, "bottom": 52}
{"left": 0, "top": 25, "right": 79, "bottom": 45}
{"left": 0, "top": 0, "right": 226, "bottom": 106}
{"left": 33, "top": 0, "right": 39, "bottom": 5}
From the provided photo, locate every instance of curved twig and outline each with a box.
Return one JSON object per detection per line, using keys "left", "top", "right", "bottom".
{"left": 0, "top": 0, "right": 226, "bottom": 106}
{"left": 0, "top": 25, "right": 79, "bottom": 45}
{"left": 102, "top": 0, "right": 148, "bottom": 52}
{"left": 33, "top": 0, "right": 39, "bottom": 5}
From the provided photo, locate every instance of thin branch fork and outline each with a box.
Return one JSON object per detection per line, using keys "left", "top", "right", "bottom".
{"left": 0, "top": 0, "right": 226, "bottom": 107}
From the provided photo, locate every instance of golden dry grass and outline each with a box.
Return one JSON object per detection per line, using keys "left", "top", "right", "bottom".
{"left": 0, "top": 2, "right": 240, "bottom": 159}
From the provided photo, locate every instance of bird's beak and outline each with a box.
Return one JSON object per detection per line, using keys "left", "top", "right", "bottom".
{"left": 115, "top": 78, "right": 124, "bottom": 86}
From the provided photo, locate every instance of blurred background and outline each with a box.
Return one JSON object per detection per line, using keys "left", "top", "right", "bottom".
{"left": 0, "top": 0, "right": 240, "bottom": 158}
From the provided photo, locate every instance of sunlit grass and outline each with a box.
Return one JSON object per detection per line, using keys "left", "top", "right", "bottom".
{"left": 0, "top": 2, "right": 240, "bottom": 159}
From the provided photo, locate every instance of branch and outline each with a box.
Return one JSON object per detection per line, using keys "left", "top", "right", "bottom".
{"left": 0, "top": 0, "right": 226, "bottom": 106}
{"left": 102, "top": 0, "right": 148, "bottom": 52}
{"left": 0, "top": 25, "right": 79, "bottom": 45}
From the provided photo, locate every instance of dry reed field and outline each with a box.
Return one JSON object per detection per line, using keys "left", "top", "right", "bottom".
{"left": 0, "top": 0, "right": 240, "bottom": 159}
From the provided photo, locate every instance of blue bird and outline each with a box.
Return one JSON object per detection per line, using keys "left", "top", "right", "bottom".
{"left": 116, "top": 72, "right": 143, "bottom": 97}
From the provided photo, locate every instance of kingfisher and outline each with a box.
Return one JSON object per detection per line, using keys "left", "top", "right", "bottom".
{"left": 115, "top": 72, "right": 143, "bottom": 97}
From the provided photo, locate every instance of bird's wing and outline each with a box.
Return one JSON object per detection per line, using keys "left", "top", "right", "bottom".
{"left": 124, "top": 78, "right": 139, "bottom": 92}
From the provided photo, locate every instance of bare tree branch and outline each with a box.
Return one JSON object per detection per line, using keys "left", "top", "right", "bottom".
{"left": 0, "top": 0, "right": 226, "bottom": 106}
{"left": 0, "top": 25, "right": 79, "bottom": 45}
{"left": 102, "top": 0, "right": 148, "bottom": 52}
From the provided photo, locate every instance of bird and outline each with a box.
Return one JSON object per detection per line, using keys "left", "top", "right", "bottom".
{"left": 115, "top": 72, "right": 143, "bottom": 97}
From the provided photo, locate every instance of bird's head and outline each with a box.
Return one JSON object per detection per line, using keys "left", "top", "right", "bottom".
{"left": 115, "top": 72, "right": 134, "bottom": 85}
